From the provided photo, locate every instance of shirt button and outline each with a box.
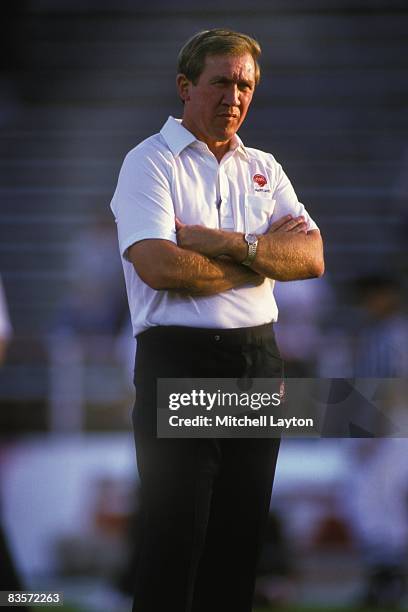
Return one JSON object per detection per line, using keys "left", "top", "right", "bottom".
{"left": 214, "top": 335, "right": 221, "bottom": 341}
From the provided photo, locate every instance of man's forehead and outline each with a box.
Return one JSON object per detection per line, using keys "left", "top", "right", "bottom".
{"left": 203, "top": 53, "right": 256, "bottom": 79}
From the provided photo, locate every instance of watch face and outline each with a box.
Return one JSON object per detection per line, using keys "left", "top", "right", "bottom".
{"left": 245, "top": 233, "right": 257, "bottom": 245}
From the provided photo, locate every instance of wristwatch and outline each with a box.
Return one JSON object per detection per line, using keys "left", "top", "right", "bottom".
{"left": 241, "top": 233, "right": 258, "bottom": 266}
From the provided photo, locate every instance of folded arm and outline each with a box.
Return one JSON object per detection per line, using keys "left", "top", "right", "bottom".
{"left": 127, "top": 239, "right": 264, "bottom": 297}
{"left": 175, "top": 215, "right": 324, "bottom": 281}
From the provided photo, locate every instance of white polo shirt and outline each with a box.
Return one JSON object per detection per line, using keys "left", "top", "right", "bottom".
{"left": 110, "top": 116, "right": 318, "bottom": 337}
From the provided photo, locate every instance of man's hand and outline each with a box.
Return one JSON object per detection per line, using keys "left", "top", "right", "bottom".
{"left": 175, "top": 218, "right": 226, "bottom": 257}
{"left": 267, "top": 214, "right": 307, "bottom": 235}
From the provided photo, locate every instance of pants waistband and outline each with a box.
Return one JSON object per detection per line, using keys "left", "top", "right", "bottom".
{"left": 137, "top": 322, "right": 275, "bottom": 346}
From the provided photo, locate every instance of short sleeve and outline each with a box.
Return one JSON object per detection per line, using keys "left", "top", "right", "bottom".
{"left": 272, "top": 160, "right": 319, "bottom": 232}
{"left": 110, "top": 145, "right": 177, "bottom": 260}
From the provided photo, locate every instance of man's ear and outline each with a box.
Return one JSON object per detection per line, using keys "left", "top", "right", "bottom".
{"left": 176, "top": 73, "right": 192, "bottom": 103}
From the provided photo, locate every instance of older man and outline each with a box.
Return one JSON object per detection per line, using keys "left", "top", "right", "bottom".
{"left": 111, "top": 28, "right": 324, "bottom": 612}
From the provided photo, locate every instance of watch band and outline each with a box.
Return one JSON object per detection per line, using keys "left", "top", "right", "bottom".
{"left": 241, "top": 233, "right": 258, "bottom": 266}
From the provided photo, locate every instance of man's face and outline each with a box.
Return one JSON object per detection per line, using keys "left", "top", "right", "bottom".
{"left": 177, "top": 53, "right": 256, "bottom": 148}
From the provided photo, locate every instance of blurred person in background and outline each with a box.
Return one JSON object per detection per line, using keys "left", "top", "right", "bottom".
{"left": 48, "top": 215, "right": 128, "bottom": 430}
{"left": 0, "top": 275, "right": 12, "bottom": 364}
{"left": 54, "top": 214, "right": 127, "bottom": 339}
{"left": 274, "top": 276, "right": 333, "bottom": 376}
{"left": 349, "top": 275, "right": 408, "bottom": 377}
{"left": 0, "top": 275, "right": 29, "bottom": 606}
{"left": 318, "top": 274, "right": 408, "bottom": 378}
{"left": 110, "top": 28, "right": 324, "bottom": 612}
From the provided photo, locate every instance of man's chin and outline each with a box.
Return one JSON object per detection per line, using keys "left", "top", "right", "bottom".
{"left": 213, "top": 127, "right": 238, "bottom": 142}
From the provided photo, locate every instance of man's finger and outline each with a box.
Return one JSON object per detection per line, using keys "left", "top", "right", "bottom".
{"left": 175, "top": 217, "right": 185, "bottom": 231}
{"left": 281, "top": 216, "right": 305, "bottom": 231}
{"left": 267, "top": 214, "right": 293, "bottom": 232}
{"left": 290, "top": 222, "right": 308, "bottom": 234}
{"left": 268, "top": 215, "right": 307, "bottom": 233}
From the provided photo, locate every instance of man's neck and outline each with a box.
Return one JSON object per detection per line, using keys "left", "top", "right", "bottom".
{"left": 181, "top": 119, "right": 232, "bottom": 163}
{"left": 211, "top": 141, "right": 231, "bottom": 163}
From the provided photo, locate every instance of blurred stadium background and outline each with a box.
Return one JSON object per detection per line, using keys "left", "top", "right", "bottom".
{"left": 0, "top": 1, "right": 408, "bottom": 610}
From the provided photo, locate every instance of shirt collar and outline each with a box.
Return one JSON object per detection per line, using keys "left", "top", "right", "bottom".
{"left": 160, "top": 115, "right": 249, "bottom": 160}
{"left": 230, "top": 132, "right": 249, "bottom": 161}
{"left": 160, "top": 116, "right": 196, "bottom": 157}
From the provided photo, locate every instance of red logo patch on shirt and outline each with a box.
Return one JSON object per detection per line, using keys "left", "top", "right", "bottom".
{"left": 253, "top": 174, "right": 267, "bottom": 188}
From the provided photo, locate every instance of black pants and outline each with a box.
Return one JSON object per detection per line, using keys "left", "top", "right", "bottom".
{"left": 132, "top": 323, "right": 282, "bottom": 612}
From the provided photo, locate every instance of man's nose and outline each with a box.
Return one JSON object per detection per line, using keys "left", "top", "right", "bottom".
{"left": 223, "top": 84, "right": 240, "bottom": 106}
